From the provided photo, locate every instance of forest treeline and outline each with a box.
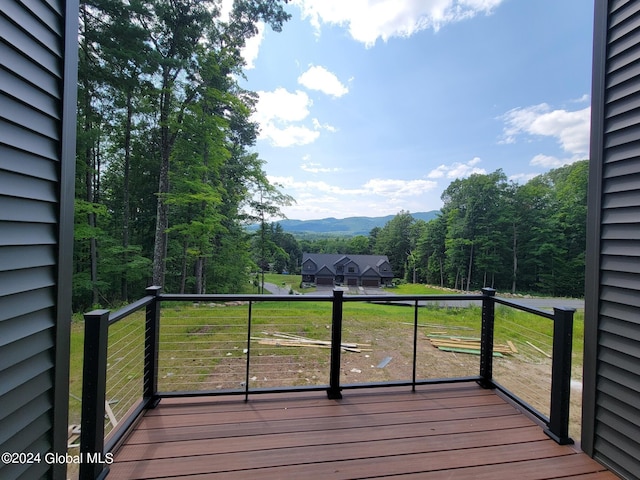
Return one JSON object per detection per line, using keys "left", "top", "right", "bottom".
{"left": 261, "top": 161, "right": 588, "bottom": 298}
{"left": 73, "top": 1, "right": 587, "bottom": 311}
{"left": 74, "top": 0, "right": 292, "bottom": 310}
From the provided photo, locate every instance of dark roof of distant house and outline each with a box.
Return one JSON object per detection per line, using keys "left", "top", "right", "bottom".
{"left": 302, "top": 253, "right": 394, "bottom": 278}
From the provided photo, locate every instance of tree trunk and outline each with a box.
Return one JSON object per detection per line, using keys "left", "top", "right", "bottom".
{"left": 511, "top": 222, "right": 518, "bottom": 293}
{"left": 195, "top": 257, "right": 204, "bottom": 294}
{"left": 179, "top": 240, "right": 188, "bottom": 294}
{"left": 152, "top": 163, "right": 169, "bottom": 287}
{"left": 466, "top": 243, "right": 474, "bottom": 291}
{"left": 152, "top": 71, "right": 172, "bottom": 287}
{"left": 122, "top": 90, "right": 132, "bottom": 300}
{"left": 83, "top": 77, "right": 98, "bottom": 306}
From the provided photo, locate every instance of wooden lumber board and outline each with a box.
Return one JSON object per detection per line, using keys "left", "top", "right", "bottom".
{"left": 401, "top": 322, "right": 473, "bottom": 330}
{"left": 431, "top": 344, "right": 513, "bottom": 355}
{"left": 427, "top": 335, "right": 517, "bottom": 354}
{"left": 428, "top": 339, "right": 514, "bottom": 354}
{"left": 438, "top": 347, "right": 504, "bottom": 357}
{"left": 253, "top": 338, "right": 366, "bottom": 352}
{"left": 526, "top": 341, "right": 551, "bottom": 358}
{"left": 255, "top": 332, "right": 370, "bottom": 348}
{"left": 427, "top": 334, "right": 481, "bottom": 341}
{"left": 271, "top": 332, "right": 371, "bottom": 347}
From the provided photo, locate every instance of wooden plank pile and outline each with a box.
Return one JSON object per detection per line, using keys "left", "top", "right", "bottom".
{"left": 251, "top": 332, "right": 371, "bottom": 353}
{"left": 427, "top": 334, "right": 518, "bottom": 357}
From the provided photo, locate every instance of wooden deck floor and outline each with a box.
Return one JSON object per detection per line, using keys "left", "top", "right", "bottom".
{"left": 108, "top": 383, "right": 616, "bottom": 479}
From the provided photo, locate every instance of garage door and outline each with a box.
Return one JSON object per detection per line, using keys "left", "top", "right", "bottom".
{"left": 317, "top": 277, "right": 333, "bottom": 285}
{"left": 362, "top": 279, "right": 379, "bottom": 287}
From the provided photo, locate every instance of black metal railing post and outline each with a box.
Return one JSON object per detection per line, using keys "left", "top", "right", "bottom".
{"left": 79, "top": 309, "right": 110, "bottom": 480}
{"left": 327, "top": 289, "right": 344, "bottom": 399}
{"left": 545, "top": 306, "right": 575, "bottom": 445}
{"left": 479, "top": 288, "right": 496, "bottom": 389}
{"left": 144, "top": 286, "right": 162, "bottom": 408}
{"left": 412, "top": 300, "right": 419, "bottom": 392}
{"left": 245, "top": 300, "right": 253, "bottom": 402}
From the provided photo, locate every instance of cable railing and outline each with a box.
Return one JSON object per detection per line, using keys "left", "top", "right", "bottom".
{"left": 79, "top": 286, "right": 575, "bottom": 480}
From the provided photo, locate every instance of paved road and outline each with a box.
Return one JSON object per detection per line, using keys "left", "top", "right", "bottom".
{"left": 495, "top": 297, "right": 583, "bottom": 310}
{"left": 285, "top": 284, "right": 584, "bottom": 311}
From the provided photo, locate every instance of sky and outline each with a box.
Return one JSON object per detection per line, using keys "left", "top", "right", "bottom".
{"left": 236, "top": 0, "right": 594, "bottom": 221}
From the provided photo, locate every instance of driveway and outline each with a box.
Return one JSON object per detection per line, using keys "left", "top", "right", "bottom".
{"left": 262, "top": 282, "right": 293, "bottom": 295}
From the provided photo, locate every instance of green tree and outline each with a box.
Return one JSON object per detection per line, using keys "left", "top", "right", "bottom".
{"left": 417, "top": 214, "right": 447, "bottom": 286}
{"left": 348, "top": 235, "right": 372, "bottom": 255}
{"left": 373, "top": 211, "right": 415, "bottom": 280}
{"left": 73, "top": 0, "right": 292, "bottom": 307}
{"left": 440, "top": 171, "right": 509, "bottom": 291}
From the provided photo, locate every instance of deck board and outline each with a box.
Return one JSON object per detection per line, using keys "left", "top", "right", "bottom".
{"left": 108, "top": 383, "right": 617, "bottom": 479}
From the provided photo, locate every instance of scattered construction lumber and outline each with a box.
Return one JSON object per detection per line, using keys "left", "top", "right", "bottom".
{"left": 427, "top": 334, "right": 517, "bottom": 356}
{"left": 251, "top": 332, "right": 371, "bottom": 353}
{"left": 401, "top": 322, "right": 473, "bottom": 330}
{"left": 526, "top": 341, "right": 551, "bottom": 358}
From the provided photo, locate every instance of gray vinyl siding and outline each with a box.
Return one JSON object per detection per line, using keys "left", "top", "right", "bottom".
{"left": 584, "top": 1, "right": 640, "bottom": 479}
{"left": 0, "top": 0, "right": 77, "bottom": 479}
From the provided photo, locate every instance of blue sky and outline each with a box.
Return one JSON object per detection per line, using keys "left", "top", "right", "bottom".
{"left": 236, "top": 0, "right": 594, "bottom": 221}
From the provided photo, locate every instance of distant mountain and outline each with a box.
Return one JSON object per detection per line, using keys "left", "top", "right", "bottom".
{"left": 248, "top": 211, "right": 439, "bottom": 236}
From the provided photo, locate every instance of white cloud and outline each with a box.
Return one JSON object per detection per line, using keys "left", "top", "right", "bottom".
{"left": 260, "top": 124, "right": 320, "bottom": 147}
{"left": 572, "top": 93, "right": 590, "bottom": 103}
{"left": 241, "top": 22, "right": 265, "bottom": 70}
{"left": 500, "top": 103, "right": 591, "bottom": 156}
{"left": 312, "top": 118, "right": 337, "bottom": 132}
{"left": 219, "top": 0, "right": 233, "bottom": 21}
{"left": 270, "top": 175, "right": 436, "bottom": 198}
{"left": 298, "top": 65, "right": 349, "bottom": 97}
{"left": 292, "top": 0, "right": 504, "bottom": 47}
{"left": 252, "top": 89, "right": 339, "bottom": 147}
{"left": 509, "top": 172, "right": 538, "bottom": 184}
{"left": 268, "top": 176, "right": 363, "bottom": 195}
{"left": 301, "top": 162, "right": 342, "bottom": 173}
{"left": 427, "top": 157, "right": 486, "bottom": 179}
{"left": 268, "top": 175, "right": 441, "bottom": 219}
{"left": 253, "top": 89, "right": 321, "bottom": 147}
{"left": 529, "top": 154, "right": 578, "bottom": 169}
{"left": 254, "top": 88, "right": 311, "bottom": 124}
{"left": 364, "top": 178, "right": 437, "bottom": 198}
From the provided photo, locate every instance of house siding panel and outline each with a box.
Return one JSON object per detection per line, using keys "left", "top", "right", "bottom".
{"left": 0, "top": 0, "right": 77, "bottom": 478}
{"left": 0, "top": 49, "right": 60, "bottom": 100}
{"left": 0, "top": 145, "right": 58, "bottom": 180}
{"left": 585, "top": 1, "right": 640, "bottom": 478}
